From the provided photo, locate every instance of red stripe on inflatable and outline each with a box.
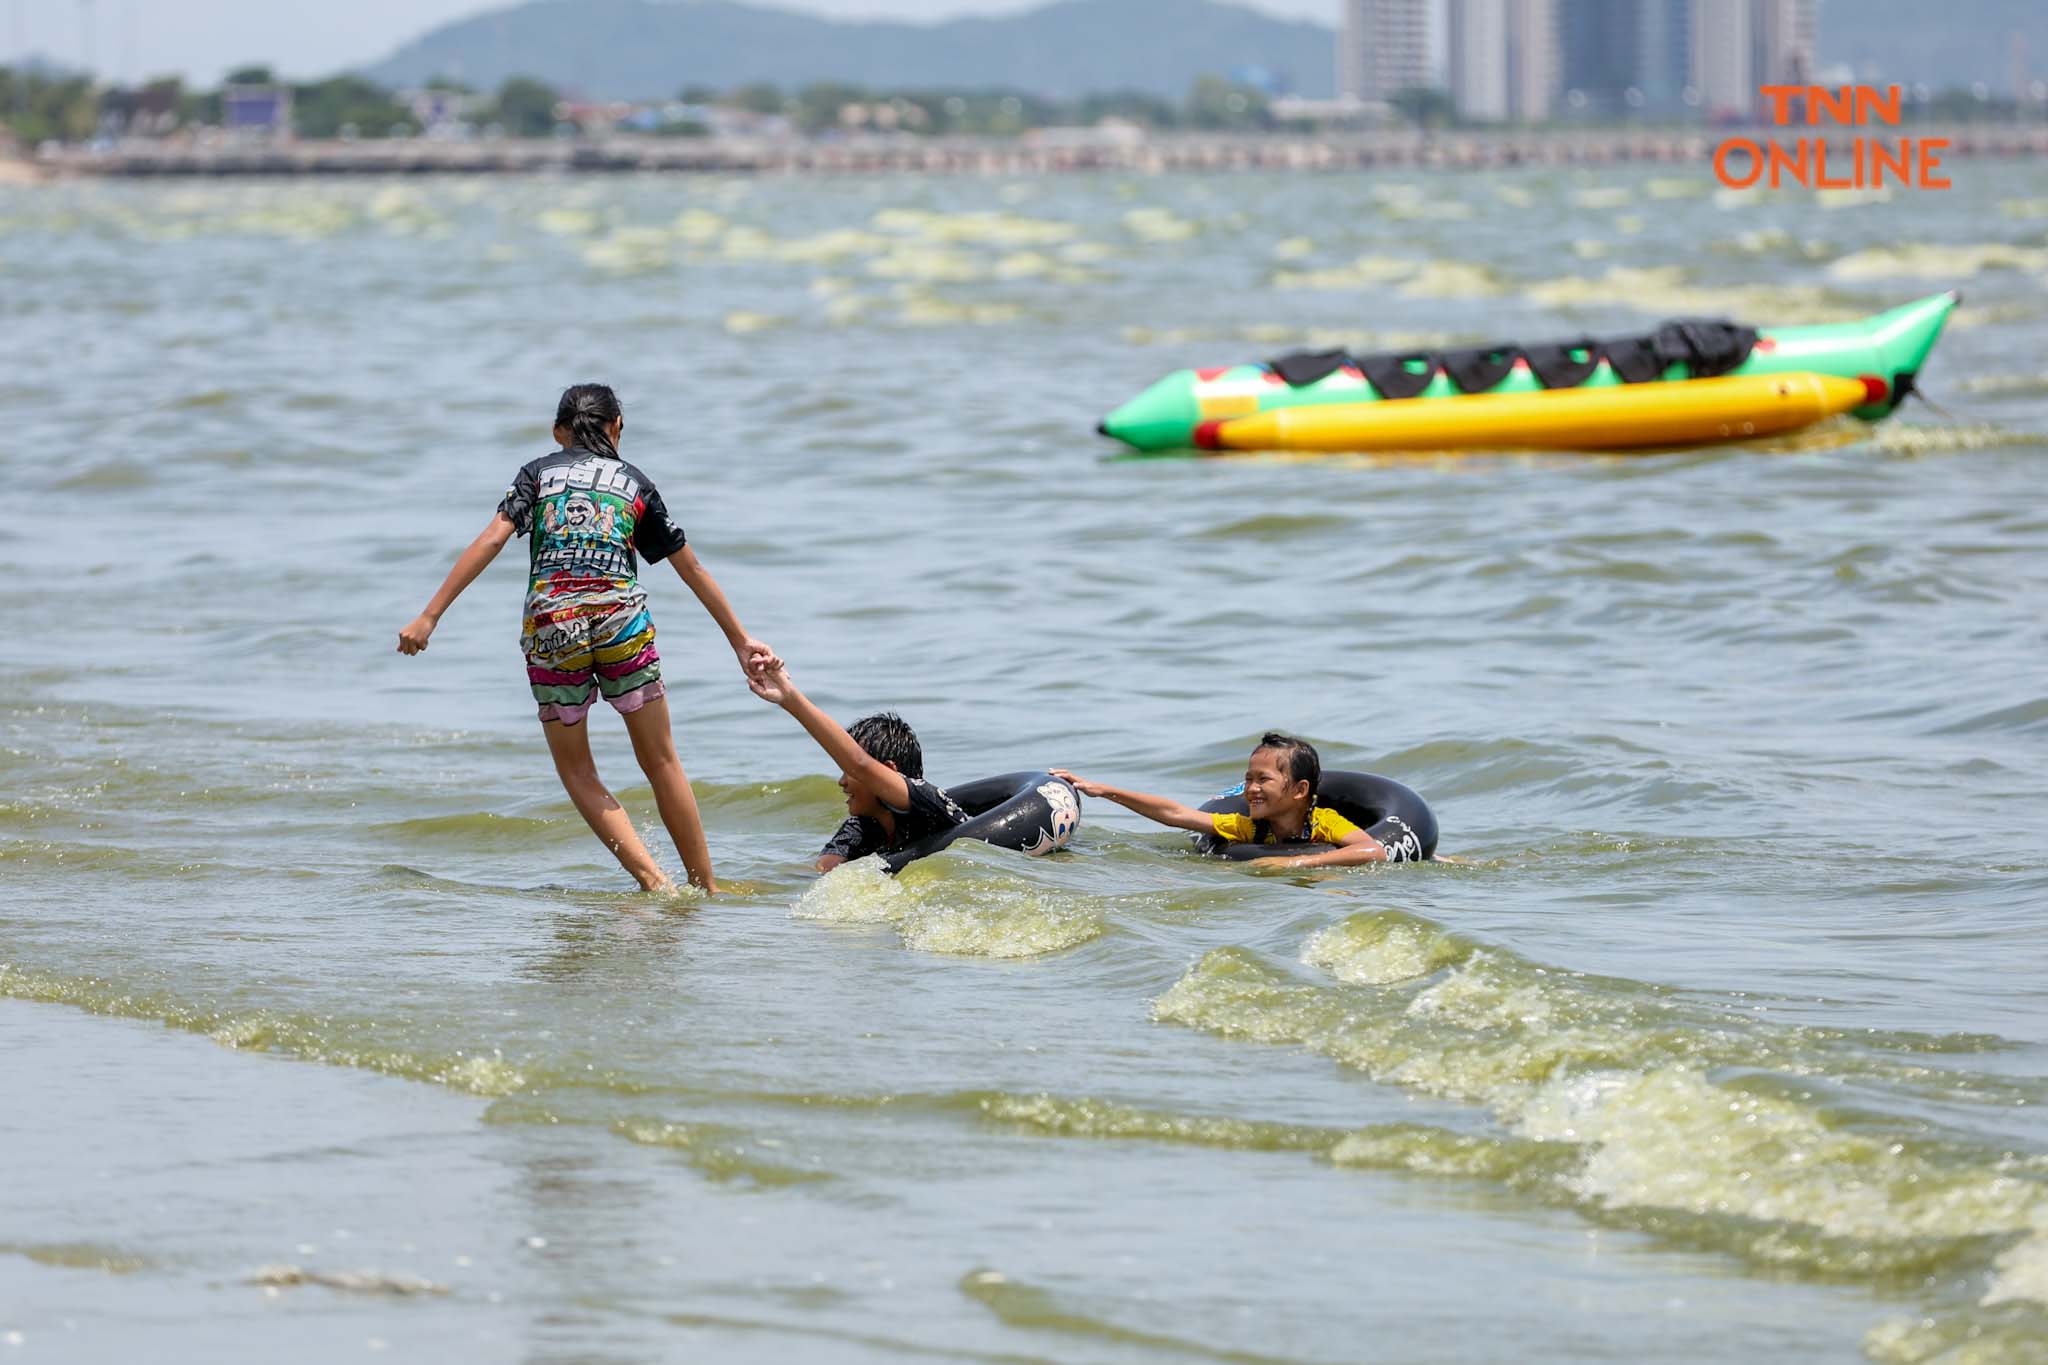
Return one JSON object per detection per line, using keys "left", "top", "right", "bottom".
{"left": 1193, "top": 419, "right": 1227, "bottom": 450}
{"left": 1754, "top": 337, "right": 1777, "bottom": 352}
{"left": 1859, "top": 374, "right": 1889, "bottom": 404}
{"left": 1194, "top": 367, "right": 1229, "bottom": 382}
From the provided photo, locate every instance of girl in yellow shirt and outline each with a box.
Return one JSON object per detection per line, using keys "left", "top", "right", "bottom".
{"left": 1053, "top": 732, "right": 1390, "bottom": 868}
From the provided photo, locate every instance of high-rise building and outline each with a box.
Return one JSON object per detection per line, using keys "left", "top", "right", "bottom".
{"left": 1449, "top": 0, "right": 1559, "bottom": 121}
{"left": 1559, "top": 0, "right": 1634, "bottom": 108}
{"left": 1689, "top": 0, "right": 1817, "bottom": 119}
{"left": 1339, "top": 0, "right": 1435, "bottom": 104}
{"left": 1689, "top": 0, "right": 1754, "bottom": 118}
{"left": 1636, "top": 0, "right": 1692, "bottom": 112}
{"left": 1558, "top": 0, "right": 1690, "bottom": 117}
{"left": 1443, "top": 0, "right": 1817, "bottom": 126}
{"left": 1449, "top": 0, "right": 1512, "bottom": 118}
{"left": 1754, "top": 0, "right": 1819, "bottom": 87}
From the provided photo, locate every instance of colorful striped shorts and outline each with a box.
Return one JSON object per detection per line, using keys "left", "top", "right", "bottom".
{"left": 521, "top": 598, "right": 664, "bottom": 726}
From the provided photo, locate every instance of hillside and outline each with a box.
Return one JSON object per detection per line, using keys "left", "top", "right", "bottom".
{"left": 360, "top": 0, "right": 1339, "bottom": 101}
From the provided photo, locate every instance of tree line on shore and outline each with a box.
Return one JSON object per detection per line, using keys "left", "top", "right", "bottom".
{"left": 0, "top": 66, "right": 1307, "bottom": 144}
{"left": 4, "top": 63, "right": 2040, "bottom": 148}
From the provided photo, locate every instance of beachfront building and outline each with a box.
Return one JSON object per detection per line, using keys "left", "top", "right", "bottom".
{"left": 1753, "top": 0, "right": 1819, "bottom": 87}
{"left": 222, "top": 83, "right": 293, "bottom": 138}
{"left": 1690, "top": 0, "right": 1818, "bottom": 119}
{"left": 1339, "top": 0, "right": 1435, "bottom": 104}
{"left": 1689, "top": 0, "right": 1753, "bottom": 119}
{"left": 1443, "top": 0, "right": 1815, "bottom": 125}
{"left": 1635, "top": 0, "right": 1694, "bottom": 111}
{"left": 1554, "top": 0, "right": 1691, "bottom": 118}
{"left": 1448, "top": 0, "right": 1559, "bottom": 121}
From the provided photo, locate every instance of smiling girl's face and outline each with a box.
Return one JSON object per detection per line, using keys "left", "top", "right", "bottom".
{"left": 1242, "top": 747, "right": 1310, "bottom": 825}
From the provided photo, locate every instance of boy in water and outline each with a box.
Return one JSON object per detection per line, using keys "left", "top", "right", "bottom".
{"left": 1053, "top": 732, "right": 1390, "bottom": 868}
{"left": 747, "top": 660, "right": 966, "bottom": 872}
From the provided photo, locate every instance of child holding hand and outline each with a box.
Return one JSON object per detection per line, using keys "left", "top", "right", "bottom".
{"left": 399, "top": 383, "right": 773, "bottom": 893}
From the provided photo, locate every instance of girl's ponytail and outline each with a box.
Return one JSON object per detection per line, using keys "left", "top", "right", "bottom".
{"left": 555, "top": 383, "right": 622, "bottom": 459}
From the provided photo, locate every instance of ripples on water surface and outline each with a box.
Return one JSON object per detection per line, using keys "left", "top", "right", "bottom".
{"left": 3, "top": 166, "right": 2047, "bottom": 1361}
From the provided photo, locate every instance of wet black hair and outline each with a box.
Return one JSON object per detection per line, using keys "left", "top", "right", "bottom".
{"left": 848, "top": 712, "right": 922, "bottom": 780}
{"left": 556, "top": 382, "right": 622, "bottom": 459}
{"left": 1253, "top": 731, "right": 1320, "bottom": 799}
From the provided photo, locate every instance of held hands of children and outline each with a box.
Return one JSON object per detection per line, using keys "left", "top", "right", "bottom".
{"left": 737, "top": 637, "right": 780, "bottom": 679}
{"left": 748, "top": 658, "right": 796, "bottom": 706}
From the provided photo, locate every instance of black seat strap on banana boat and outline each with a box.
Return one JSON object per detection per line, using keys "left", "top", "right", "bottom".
{"left": 1267, "top": 347, "right": 1439, "bottom": 397}
{"left": 1524, "top": 339, "right": 1602, "bottom": 389}
{"left": 1440, "top": 345, "right": 1520, "bottom": 394}
{"left": 1601, "top": 332, "right": 1669, "bottom": 383}
{"left": 1267, "top": 347, "right": 1440, "bottom": 397}
{"left": 1602, "top": 318, "right": 1759, "bottom": 382}
{"left": 1656, "top": 319, "right": 1759, "bottom": 377}
{"left": 1263, "top": 315, "right": 1761, "bottom": 398}
{"left": 1360, "top": 352, "right": 1437, "bottom": 399}
{"left": 1267, "top": 349, "right": 1350, "bottom": 387}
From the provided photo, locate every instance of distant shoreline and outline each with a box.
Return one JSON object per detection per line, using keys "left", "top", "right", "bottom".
{"left": 26, "top": 126, "right": 2048, "bottom": 179}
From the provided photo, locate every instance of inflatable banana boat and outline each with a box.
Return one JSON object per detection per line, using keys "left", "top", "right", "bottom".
{"left": 1098, "top": 291, "right": 1957, "bottom": 455}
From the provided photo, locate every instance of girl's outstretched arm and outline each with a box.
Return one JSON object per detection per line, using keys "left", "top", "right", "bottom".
{"left": 398, "top": 514, "right": 514, "bottom": 655}
{"left": 1048, "top": 771, "right": 1214, "bottom": 834}
{"left": 669, "top": 546, "right": 776, "bottom": 675}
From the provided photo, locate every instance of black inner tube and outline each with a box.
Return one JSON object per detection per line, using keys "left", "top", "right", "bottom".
{"left": 880, "top": 771, "right": 1081, "bottom": 874}
{"left": 1193, "top": 770, "right": 1437, "bottom": 864}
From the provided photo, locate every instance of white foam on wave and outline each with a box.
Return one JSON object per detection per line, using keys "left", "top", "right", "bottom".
{"left": 1406, "top": 956, "right": 1555, "bottom": 1029}
{"left": 1122, "top": 207, "right": 1199, "bottom": 243}
{"left": 581, "top": 228, "right": 673, "bottom": 274}
{"left": 1983, "top": 1222, "right": 2048, "bottom": 1307}
{"left": 1155, "top": 932, "right": 2048, "bottom": 1293}
{"left": 791, "top": 853, "right": 1103, "bottom": 958}
{"left": 1520, "top": 1066, "right": 2046, "bottom": 1251}
{"left": 1301, "top": 911, "right": 1470, "bottom": 986}
{"left": 873, "top": 207, "right": 1078, "bottom": 247}
{"left": 1525, "top": 265, "right": 1855, "bottom": 321}
{"left": 792, "top": 856, "right": 904, "bottom": 924}
{"left": 1826, "top": 241, "right": 2048, "bottom": 282}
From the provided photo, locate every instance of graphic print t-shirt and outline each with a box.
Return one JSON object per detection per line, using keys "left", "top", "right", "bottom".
{"left": 1209, "top": 806, "right": 1366, "bottom": 846}
{"left": 820, "top": 777, "right": 970, "bottom": 864}
{"left": 497, "top": 449, "right": 687, "bottom": 619}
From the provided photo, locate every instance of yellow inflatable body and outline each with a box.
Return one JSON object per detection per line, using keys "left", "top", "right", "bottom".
{"left": 1198, "top": 372, "right": 1877, "bottom": 454}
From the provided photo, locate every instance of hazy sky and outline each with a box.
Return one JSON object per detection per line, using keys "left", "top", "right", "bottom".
{"left": 2, "top": 0, "right": 1339, "bottom": 86}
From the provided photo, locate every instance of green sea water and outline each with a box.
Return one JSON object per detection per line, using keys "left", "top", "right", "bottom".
{"left": 2, "top": 165, "right": 2046, "bottom": 1362}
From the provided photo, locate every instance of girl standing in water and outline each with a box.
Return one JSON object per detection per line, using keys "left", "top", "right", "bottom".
{"left": 398, "top": 384, "right": 772, "bottom": 894}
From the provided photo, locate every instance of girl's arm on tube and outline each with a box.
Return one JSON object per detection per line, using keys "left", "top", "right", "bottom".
{"left": 1271, "top": 830, "right": 1389, "bottom": 869}
{"left": 670, "top": 546, "right": 776, "bottom": 674}
{"left": 1048, "top": 771, "right": 1214, "bottom": 834}
{"left": 397, "top": 514, "right": 514, "bottom": 654}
